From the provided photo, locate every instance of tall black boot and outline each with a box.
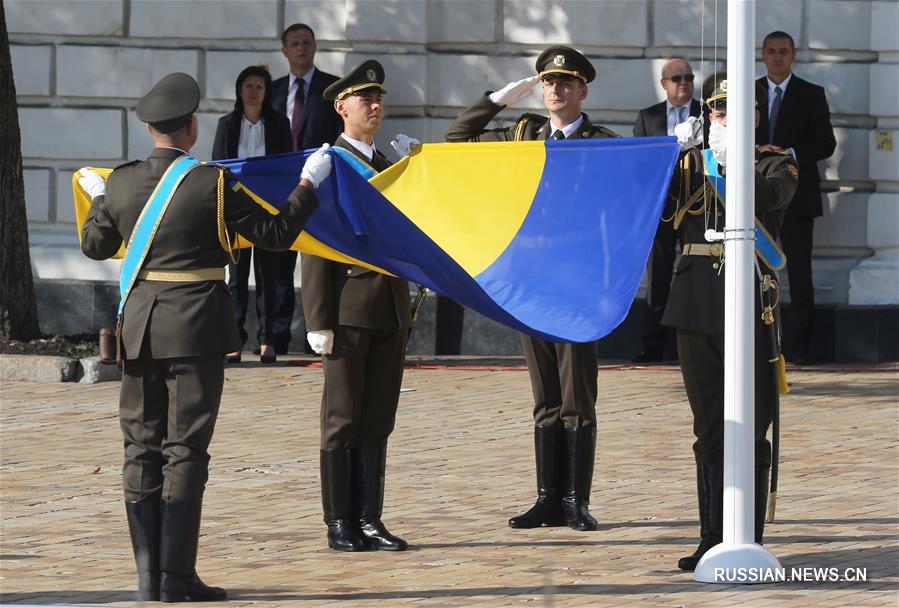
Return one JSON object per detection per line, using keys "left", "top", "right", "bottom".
{"left": 561, "top": 426, "right": 599, "bottom": 531}
{"left": 509, "top": 426, "right": 565, "bottom": 528}
{"left": 356, "top": 445, "right": 407, "bottom": 551}
{"left": 158, "top": 499, "right": 226, "bottom": 602}
{"left": 755, "top": 465, "right": 770, "bottom": 544}
{"left": 678, "top": 462, "right": 723, "bottom": 571}
{"left": 125, "top": 497, "right": 160, "bottom": 601}
{"left": 321, "top": 448, "right": 367, "bottom": 552}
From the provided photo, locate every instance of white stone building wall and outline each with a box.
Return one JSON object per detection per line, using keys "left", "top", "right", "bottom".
{"left": 8, "top": 0, "right": 898, "bottom": 304}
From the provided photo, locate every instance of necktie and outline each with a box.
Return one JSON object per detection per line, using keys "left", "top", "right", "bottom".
{"left": 291, "top": 79, "right": 305, "bottom": 151}
{"left": 768, "top": 85, "right": 782, "bottom": 143}
{"left": 678, "top": 106, "right": 686, "bottom": 124}
{"left": 551, "top": 130, "right": 565, "bottom": 140}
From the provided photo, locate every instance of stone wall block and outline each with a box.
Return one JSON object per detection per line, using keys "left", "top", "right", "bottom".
{"left": 871, "top": 2, "right": 899, "bottom": 52}
{"left": 284, "top": 0, "right": 348, "bottom": 41}
{"left": 822, "top": 127, "right": 869, "bottom": 181}
{"left": 504, "top": 0, "right": 648, "bottom": 48}
{"left": 869, "top": 129, "right": 899, "bottom": 182}
{"left": 816, "top": 192, "right": 870, "bottom": 252}
{"left": 130, "top": 0, "right": 279, "bottom": 39}
{"left": 808, "top": 1, "right": 871, "bottom": 50}
{"left": 344, "top": 53, "right": 426, "bottom": 106}
{"left": 653, "top": 1, "right": 801, "bottom": 49}
{"left": 58, "top": 46, "right": 199, "bottom": 99}
{"left": 870, "top": 63, "right": 899, "bottom": 118}
{"left": 6, "top": 0, "right": 124, "bottom": 36}
{"left": 206, "top": 51, "right": 292, "bottom": 100}
{"left": 345, "top": 0, "right": 427, "bottom": 43}
{"left": 55, "top": 171, "right": 80, "bottom": 224}
{"left": 20, "top": 108, "right": 123, "bottom": 160}
{"left": 11, "top": 45, "right": 52, "bottom": 96}
{"left": 787, "top": 62, "right": 869, "bottom": 116}
{"left": 428, "top": 0, "right": 496, "bottom": 43}
{"left": 23, "top": 169, "right": 51, "bottom": 222}
{"left": 866, "top": 193, "right": 899, "bottom": 252}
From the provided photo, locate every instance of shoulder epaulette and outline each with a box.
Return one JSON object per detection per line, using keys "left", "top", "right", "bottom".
{"left": 593, "top": 125, "right": 621, "bottom": 138}
{"left": 113, "top": 159, "right": 141, "bottom": 170}
{"left": 514, "top": 113, "right": 547, "bottom": 141}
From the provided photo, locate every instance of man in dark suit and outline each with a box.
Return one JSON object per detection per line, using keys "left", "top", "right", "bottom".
{"left": 632, "top": 57, "right": 702, "bottom": 363}
{"left": 662, "top": 79, "right": 798, "bottom": 571}
{"left": 266, "top": 23, "right": 343, "bottom": 355}
{"left": 446, "top": 46, "right": 618, "bottom": 533}
{"left": 301, "top": 60, "right": 412, "bottom": 553}
{"left": 78, "top": 73, "right": 327, "bottom": 601}
{"left": 756, "top": 31, "right": 836, "bottom": 363}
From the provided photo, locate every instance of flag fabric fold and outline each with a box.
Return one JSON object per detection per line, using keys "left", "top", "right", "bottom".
{"left": 73, "top": 137, "right": 679, "bottom": 343}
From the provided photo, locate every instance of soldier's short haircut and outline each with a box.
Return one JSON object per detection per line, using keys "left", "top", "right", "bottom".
{"left": 281, "top": 23, "right": 315, "bottom": 45}
{"left": 763, "top": 30, "right": 795, "bottom": 50}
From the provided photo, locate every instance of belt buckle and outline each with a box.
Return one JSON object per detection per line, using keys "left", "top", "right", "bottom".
{"left": 710, "top": 242, "right": 724, "bottom": 257}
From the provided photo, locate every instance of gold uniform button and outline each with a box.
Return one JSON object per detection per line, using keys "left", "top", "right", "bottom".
{"left": 712, "top": 262, "right": 720, "bottom": 270}
{"left": 346, "top": 269, "right": 352, "bottom": 276}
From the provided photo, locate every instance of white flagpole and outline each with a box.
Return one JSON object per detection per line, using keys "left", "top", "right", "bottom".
{"left": 694, "top": 0, "right": 782, "bottom": 583}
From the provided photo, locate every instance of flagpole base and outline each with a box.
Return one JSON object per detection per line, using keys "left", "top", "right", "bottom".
{"left": 693, "top": 543, "right": 783, "bottom": 584}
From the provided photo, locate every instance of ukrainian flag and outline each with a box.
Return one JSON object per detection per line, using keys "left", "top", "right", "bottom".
{"left": 74, "top": 137, "right": 679, "bottom": 342}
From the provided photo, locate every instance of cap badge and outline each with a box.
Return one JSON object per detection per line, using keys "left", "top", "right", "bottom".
{"left": 720, "top": 80, "right": 728, "bottom": 92}
{"left": 553, "top": 54, "right": 566, "bottom": 67}
{"left": 366, "top": 69, "right": 376, "bottom": 82}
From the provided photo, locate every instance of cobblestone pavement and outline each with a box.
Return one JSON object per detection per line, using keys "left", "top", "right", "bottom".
{"left": 2, "top": 358, "right": 897, "bottom": 607}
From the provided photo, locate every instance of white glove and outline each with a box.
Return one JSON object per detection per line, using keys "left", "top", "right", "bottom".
{"left": 307, "top": 330, "right": 334, "bottom": 355}
{"left": 708, "top": 121, "right": 727, "bottom": 167}
{"left": 674, "top": 116, "right": 703, "bottom": 150}
{"left": 488, "top": 76, "right": 539, "bottom": 107}
{"left": 390, "top": 133, "right": 421, "bottom": 157}
{"left": 78, "top": 168, "right": 106, "bottom": 200}
{"left": 300, "top": 143, "right": 332, "bottom": 188}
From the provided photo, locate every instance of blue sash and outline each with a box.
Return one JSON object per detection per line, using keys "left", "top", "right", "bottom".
{"left": 332, "top": 146, "right": 377, "bottom": 180}
{"left": 118, "top": 155, "right": 202, "bottom": 314}
{"left": 703, "top": 149, "right": 786, "bottom": 271}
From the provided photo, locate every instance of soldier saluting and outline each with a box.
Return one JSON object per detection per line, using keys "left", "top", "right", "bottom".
{"left": 661, "top": 76, "right": 798, "bottom": 571}
{"left": 446, "top": 46, "right": 617, "bottom": 532}
{"left": 78, "top": 73, "right": 330, "bottom": 601}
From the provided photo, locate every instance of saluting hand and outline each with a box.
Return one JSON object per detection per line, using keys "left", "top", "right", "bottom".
{"left": 488, "top": 76, "right": 540, "bottom": 107}
{"left": 78, "top": 168, "right": 107, "bottom": 200}
{"left": 300, "top": 143, "right": 333, "bottom": 188}
{"left": 708, "top": 121, "right": 727, "bottom": 167}
{"left": 390, "top": 133, "right": 421, "bottom": 157}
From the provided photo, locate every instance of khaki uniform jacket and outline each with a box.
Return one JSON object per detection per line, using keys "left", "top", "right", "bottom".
{"left": 662, "top": 152, "right": 799, "bottom": 335}
{"left": 300, "top": 136, "right": 412, "bottom": 332}
{"left": 81, "top": 147, "right": 319, "bottom": 359}
{"left": 446, "top": 95, "right": 619, "bottom": 143}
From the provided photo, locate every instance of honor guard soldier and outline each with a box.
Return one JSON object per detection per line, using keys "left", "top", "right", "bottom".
{"left": 446, "top": 46, "right": 618, "bottom": 532}
{"left": 661, "top": 76, "right": 798, "bottom": 571}
{"left": 79, "top": 72, "right": 330, "bottom": 601}
{"left": 301, "top": 60, "right": 413, "bottom": 552}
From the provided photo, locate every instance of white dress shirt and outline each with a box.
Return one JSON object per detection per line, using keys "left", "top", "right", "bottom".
{"left": 549, "top": 114, "right": 585, "bottom": 139}
{"left": 665, "top": 101, "right": 690, "bottom": 136}
{"left": 765, "top": 73, "right": 796, "bottom": 159}
{"left": 237, "top": 117, "right": 265, "bottom": 159}
{"left": 341, "top": 134, "right": 377, "bottom": 162}
{"left": 286, "top": 66, "right": 316, "bottom": 129}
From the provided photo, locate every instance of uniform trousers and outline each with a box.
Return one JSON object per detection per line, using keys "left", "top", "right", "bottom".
{"left": 119, "top": 349, "right": 223, "bottom": 502}
{"left": 520, "top": 336, "right": 598, "bottom": 428}
{"left": 320, "top": 325, "right": 407, "bottom": 449}
{"left": 780, "top": 215, "right": 815, "bottom": 356}
{"left": 676, "top": 329, "right": 773, "bottom": 467}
